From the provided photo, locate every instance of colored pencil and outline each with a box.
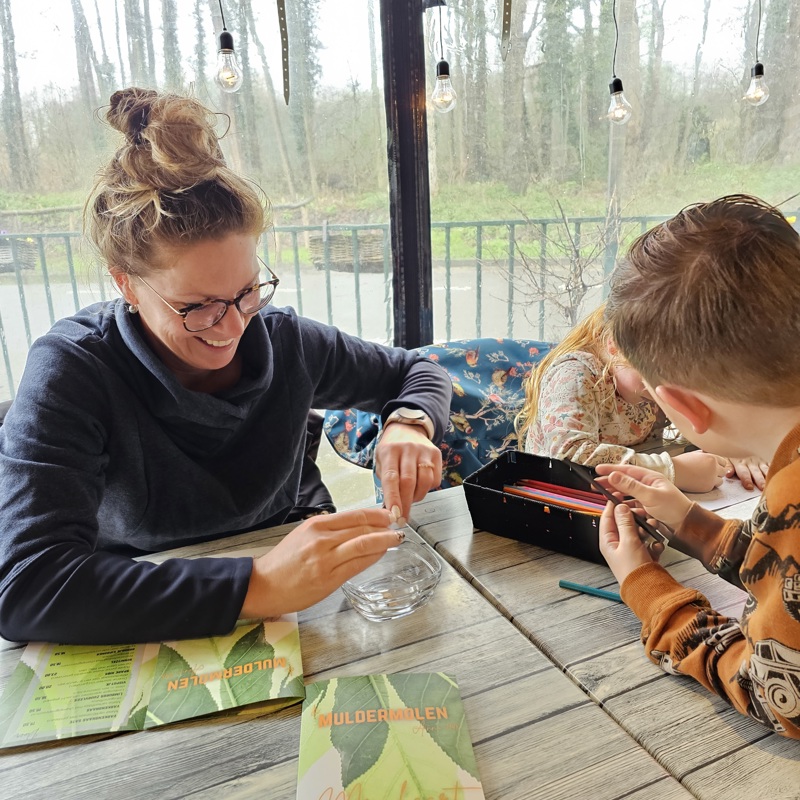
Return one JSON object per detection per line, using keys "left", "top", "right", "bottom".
{"left": 558, "top": 579, "right": 623, "bottom": 603}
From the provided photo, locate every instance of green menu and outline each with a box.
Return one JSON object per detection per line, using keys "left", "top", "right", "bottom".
{"left": 0, "top": 615, "right": 304, "bottom": 747}
{"left": 296, "top": 673, "right": 485, "bottom": 799}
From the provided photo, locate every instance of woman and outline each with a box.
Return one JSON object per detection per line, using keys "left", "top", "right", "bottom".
{"left": 0, "top": 88, "right": 450, "bottom": 644}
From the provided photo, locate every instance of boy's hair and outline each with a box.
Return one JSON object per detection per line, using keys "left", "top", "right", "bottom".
{"left": 516, "top": 304, "right": 614, "bottom": 444}
{"left": 606, "top": 193, "right": 800, "bottom": 406}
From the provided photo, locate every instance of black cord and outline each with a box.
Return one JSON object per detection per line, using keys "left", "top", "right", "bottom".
{"left": 218, "top": 0, "right": 227, "bottom": 31}
{"left": 755, "top": 0, "right": 762, "bottom": 63}
{"left": 612, "top": 0, "right": 619, "bottom": 77}
{"left": 438, "top": 4, "right": 444, "bottom": 61}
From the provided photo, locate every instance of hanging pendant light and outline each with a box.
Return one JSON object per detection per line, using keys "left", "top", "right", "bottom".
{"left": 215, "top": 0, "right": 243, "bottom": 94}
{"left": 743, "top": 0, "right": 768, "bottom": 106}
{"left": 431, "top": 4, "right": 457, "bottom": 114}
{"left": 606, "top": 0, "right": 632, "bottom": 125}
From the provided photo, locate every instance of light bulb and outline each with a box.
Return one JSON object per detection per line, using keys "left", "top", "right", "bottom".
{"left": 743, "top": 62, "right": 769, "bottom": 106}
{"left": 431, "top": 60, "right": 457, "bottom": 114}
{"left": 606, "top": 77, "right": 632, "bottom": 125}
{"left": 216, "top": 30, "right": 243, "bottom": 93}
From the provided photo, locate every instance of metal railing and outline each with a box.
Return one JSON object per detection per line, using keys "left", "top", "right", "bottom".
{"left": 0, "top": 214, "right": 672, "bottom": 401}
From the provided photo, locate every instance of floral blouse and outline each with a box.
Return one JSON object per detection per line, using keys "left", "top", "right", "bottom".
{"left": 524, "top": 351, "right": 676, "bottom": 480}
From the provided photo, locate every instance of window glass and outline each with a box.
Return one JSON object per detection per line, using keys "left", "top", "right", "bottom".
{"left": 425, "top": 0, "right": 800, "bottom": 343}
{"left": 0, "top": 0, "right": 389, "bottom": 401}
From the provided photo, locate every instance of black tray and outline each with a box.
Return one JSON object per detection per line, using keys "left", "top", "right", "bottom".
{"left": 463, "top": 451, "right": 606, "bottom": 564}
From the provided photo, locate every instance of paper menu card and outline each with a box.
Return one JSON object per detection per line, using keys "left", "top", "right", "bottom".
{"left": 297, "top": 673, "right": 485, "bottom": 800}
{"left": 0, "top": 615, "right": 304, "bottom": 747}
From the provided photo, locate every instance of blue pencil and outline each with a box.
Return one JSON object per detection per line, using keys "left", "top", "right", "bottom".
{"left": 558, "top": 579, "right": 623, "bottom": 603}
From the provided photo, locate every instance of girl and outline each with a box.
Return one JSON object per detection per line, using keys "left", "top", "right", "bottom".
{"left": 516, "top": 305, "right": 768, "bottom": 492}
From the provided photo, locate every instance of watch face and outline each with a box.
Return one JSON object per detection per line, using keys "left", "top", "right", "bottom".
{"left": 396, "top": 408, "right": 424, "bottom": 420}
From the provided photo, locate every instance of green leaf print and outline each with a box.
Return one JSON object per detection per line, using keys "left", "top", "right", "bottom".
{"left": 224, "top": 624, "right": 275, "bottom": 706}
{"left": 388, "top": 672, "right": 480, "bottom": 779}
{"left": 0, "top": 662, "right": 36, "bottom": 744}
{"left": 330, "top": 676, "right": 389, "bottom": 788}
{"left": 145, "top": 645, "right": 217, "bottom": 727}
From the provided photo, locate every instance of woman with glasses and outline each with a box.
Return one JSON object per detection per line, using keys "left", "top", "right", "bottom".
{"left": 0, "top": 88, "right": 451, "bottom": 644}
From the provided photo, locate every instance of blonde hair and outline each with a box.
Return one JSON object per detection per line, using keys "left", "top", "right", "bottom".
{"left": 516, "top": 304, "right": 619, "bottom": 445}
{"left": 85, "top": 87, "right": 268, "bottom": 276}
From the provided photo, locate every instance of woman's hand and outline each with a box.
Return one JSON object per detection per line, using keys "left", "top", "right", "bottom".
{"left": 595, "top": 463, "right": 694, "bottom": 532}
{"left": 671, "top": 451, "right": 727, "bottom": 492}
{"left": 240, "top": 507, "right": 402, "bottom": 619}
{"left": 725, "top": 456, "right": 769, "bottom": 491}
{"left": 599, "top": 503, "right": 657, "bottom": 586}
{"left": 374, "top": 423, "right": 443, "bottom": 524}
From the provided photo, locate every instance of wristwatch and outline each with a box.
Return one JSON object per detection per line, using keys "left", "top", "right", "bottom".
{"left": 382, "top": 407, "right": 435, "bottom": 440}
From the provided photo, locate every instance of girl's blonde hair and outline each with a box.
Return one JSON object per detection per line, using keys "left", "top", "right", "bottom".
{"left": 85, "top": 87, "right": 269, "bottom": 276}
{"left": 515, "top": 304, "right": 616, "bottom": 446}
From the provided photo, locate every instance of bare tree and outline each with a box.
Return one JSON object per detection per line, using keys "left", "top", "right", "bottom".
{"left": 675, "top": 0, "right": 711, "bottom": 169}
{"left": 70, "top": 0, "right": 100, "bottom": 120}
{"left": 241, "top": 0, "right": 299, "bottom": 199}
{"left": 0, "top": 0, "right": 33, "bottom": 190}
{"left": 114, "top": 0, "right": 128, "bottom": 87}
{"left": 124, "top": 0, "right": 148, "bottom": 85}
{"left": 162, "top": 0, "right": 183, "bottom": 89}
{"left": 501, "top": 0, "right": 542, "bottom": 193}
{"left": 192, "top": 0, "right": 207, "bottom": 89}
{"left": 287, "top": 0, "right": 321, "bottom": 195}
{"left": 93, "top": 0, "right": 117, "bottom": 99}
{"left": 461, "top": 0, "right": 489, "bottom": 179}
{"left": 142, "top": 0, "right": 157, "bottom": 85}
{"left": 510, "top": 201, "right": 621, "bottom": 334}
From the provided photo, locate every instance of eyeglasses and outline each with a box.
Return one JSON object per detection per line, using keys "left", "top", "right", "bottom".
{"left": 136, "top": 258, "right": 280, "bottom": 332}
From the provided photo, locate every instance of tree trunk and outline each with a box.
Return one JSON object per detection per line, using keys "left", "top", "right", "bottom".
{"left": 776, "top": 0, "right": 800, "bottom": 163}
{"left": 675, "top": 0, "right": 710, "bottom": 170}
{"left": 287, "top": 0, "right": 321, "bottom": 195}
{"left": 501, "top": 0, "right": 541, "bottom": 193}
{"left": 162, "top": 0, "right": 183, "bottom": 90}
{"left": 462, "top": 0, "right": 488, "bottom": 180}
{"left": 756, "top": 0, "right": 793, "bottom": 161}
{"left": 142, "top": 0, "right": 157, "bottom": 86}
{"left": 192, "top": 0, "right": 207, "bottom": 90}
{"left": 124, "top": 0, "right": 148, "bottom": 85}
{"left": 0, "top": 0, "right": 33, "bottom": 190}
{"left": 368, "top": 0, "right": 385, "bottom": 189}
{"left": 242, "top": 0, "right": 300, "bottom": 202}
{"left": 93, "top": 0, "right": 116, "bottom": 100}
{"left": 233, "top": 0, "right": 260, "bottom": 173}
{"left": 70, "top": 0, "right": 99, "bottom": 119}
{"left": 114, "top": 0, "right": 127, "bottom": 87}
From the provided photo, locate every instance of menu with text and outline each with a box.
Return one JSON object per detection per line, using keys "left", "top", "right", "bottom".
{"left": 296, "top": 672, "right": 485, "bottom": 800}
{"left": 0, "top": 615, "right": 304, "bottom": 747}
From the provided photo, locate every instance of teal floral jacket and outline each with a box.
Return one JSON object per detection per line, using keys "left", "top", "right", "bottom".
{"left": 323, "top": 338, "right": 553, "bottom": 499}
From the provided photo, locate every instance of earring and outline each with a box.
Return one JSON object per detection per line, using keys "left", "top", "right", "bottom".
{"left": 128, "top": 304, "right": 139, "bottom": 314}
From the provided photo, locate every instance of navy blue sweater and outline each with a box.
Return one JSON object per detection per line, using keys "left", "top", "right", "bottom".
{"left": 0, "top": 301, "right": 451, "bottom": 644}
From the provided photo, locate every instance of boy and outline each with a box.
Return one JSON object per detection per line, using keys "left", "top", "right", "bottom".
{"left": 595, "top": 194, "right": 800, "bottom": 737}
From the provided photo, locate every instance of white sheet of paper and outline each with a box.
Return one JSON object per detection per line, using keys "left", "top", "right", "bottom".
{"left": 685, "top": 477, "right": 761, "bottom": 511}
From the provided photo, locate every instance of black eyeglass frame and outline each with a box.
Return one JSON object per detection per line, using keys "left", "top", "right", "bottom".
{"left": 136, "top": 257, "right": 280, "bottom": 332}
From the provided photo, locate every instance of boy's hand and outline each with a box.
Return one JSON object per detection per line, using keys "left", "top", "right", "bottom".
{"left": 599, "top": 503, "right": 656, "bottom": 585}
{"left": 671, "top": 451, "right": 727, "bottom": 492}
{"left": 726, "top": 456, "right": 769, "bottom": 491}
{"left": 594, "top": 463, "right": 693, "bottom": 532}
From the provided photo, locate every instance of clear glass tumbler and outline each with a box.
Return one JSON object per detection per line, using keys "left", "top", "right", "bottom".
{"left": 341, "top": 539, "right": 442, "bottom": 622}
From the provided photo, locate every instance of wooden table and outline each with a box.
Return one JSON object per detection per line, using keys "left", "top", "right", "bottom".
{"left": 409, "top": 484, "right": 800, "bottom": 799}
{"left": 0, "top": 524, "right": 693, "bottom": 799}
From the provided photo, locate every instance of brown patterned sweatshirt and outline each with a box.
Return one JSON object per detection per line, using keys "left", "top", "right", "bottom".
{"left": 621, "top": 422, "right": 800, "bottom": 737}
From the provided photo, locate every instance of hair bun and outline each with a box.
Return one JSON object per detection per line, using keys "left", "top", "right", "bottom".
{"left": 107, "top": 88, "right": 159, "bottom": 144}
